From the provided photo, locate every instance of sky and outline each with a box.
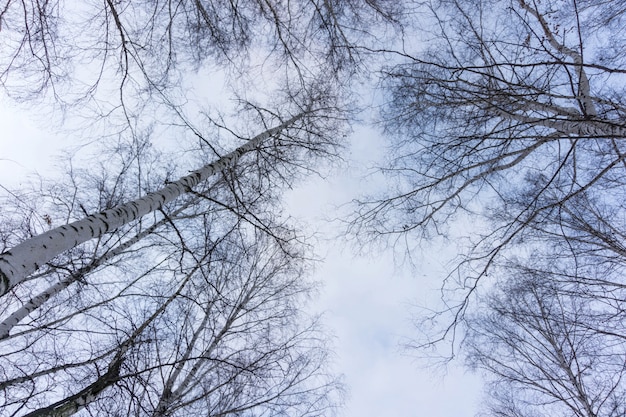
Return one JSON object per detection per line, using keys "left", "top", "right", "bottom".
{"left": 0, "top": 98, "right": 484, "bottom": 417}
{"left": 284, "top": 125, "right": 485, "bottom": 417}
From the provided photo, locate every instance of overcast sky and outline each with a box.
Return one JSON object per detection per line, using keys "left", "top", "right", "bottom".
{"left": 0, "top": 98, "right": 484, "bottom": 417}
{"left": 284, "top": 124, "right": 484, "bottom": 417}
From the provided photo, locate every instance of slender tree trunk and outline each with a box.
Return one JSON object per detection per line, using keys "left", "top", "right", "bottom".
{"left": 153, "top": 311, "right": 212, "bottom": 416}
{"left": 153, "top": 298, "right": 246, "bottom": 416}
{"left": 495, "top": 109, "right": 626, "bottom": 137}
{"left": 539, "top": 118, "right": 626, "bottom": 137}
{"left": 21, "top": 350, "right": 126, "bottom": 417}
{"left": 0, "top": 114, "right": 303, "bottom": 296}
{"left": 517, "top": 0, "right": 597, "bottom": 115}
{"left": 20, "top": 257, "right": 206, "bottom": 416}
{"left": 0, "top": 198, "right": 198, "bottom": 339}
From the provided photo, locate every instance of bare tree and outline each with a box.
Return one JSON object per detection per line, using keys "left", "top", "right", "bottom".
{"left": 342, "top": 1, "right": 626, "bottom": 414}
{"left": 1, "top": 218, "right": 341, "bottom": 416}
{"left": 0, "top": 0, "right": 400, "bottom": 128}
{"left": 349, "top": 0, "right": 626, "bottom": 343}
{"left": 0, "top": 110, "right": 303, "bottom": 293}
{"left": 0, "top": 86, "right": 350, "bottom": 415}
{"left": 0, "top": 0, "right": 401, "bottom": 415}
{"left": 464, "top": 264, "right": 626, "bottom": 417}
{"left": 0, "top": 127, "right": 343, "bottom": 415}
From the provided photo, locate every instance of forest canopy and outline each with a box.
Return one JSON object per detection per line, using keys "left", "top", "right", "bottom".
{"left": 1, "top": 1, "right": 626, "bottom": 416}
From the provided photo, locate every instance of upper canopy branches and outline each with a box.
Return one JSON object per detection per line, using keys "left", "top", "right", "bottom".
{"left": 347, "top": 1, "right": 626, "bottom": 361}
{"left": 0, "top": 0, "right": 401, "bottom": 104}
{"left": 354, "top": 0, "right": 626, "bottom": 238}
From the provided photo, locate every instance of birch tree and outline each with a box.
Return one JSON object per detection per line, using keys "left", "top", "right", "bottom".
{"left": 464, "top": 264, "right": 626, "bottom": 417}
{"left": 350, "top": 0, "right": 626, "bottom": 343}
{"left": 0, "top": 211, "right": 340, "bottom": 416}
{"left": 0, "top": 111, "right": 303, "bottom": 294}
{"left": 0, "top": 87, "right": 342, "bottom": 315}
{"left": 0, "top": 0, "right": 400, "bottom": 415}
{"left": 0, "top": 76, "right": 351, "bottom": 416}
{"left": 0, "top": 110, "right": 343, "bottom": 415}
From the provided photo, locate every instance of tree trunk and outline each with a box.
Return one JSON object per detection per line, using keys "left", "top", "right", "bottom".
{"left": 21, "top": 349, "right": 126, "bottom": 417}
{"left": 20, "top": 259, "right": 205, "bottom": 416}
{"left": 0, "top": 198, "right": 198, "bottom": 339}
{"left": 0, "top": 114, "right": 302, "bottom": 296}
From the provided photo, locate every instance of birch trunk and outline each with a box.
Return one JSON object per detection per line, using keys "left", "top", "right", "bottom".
{"left": 20, "top": 258, "right": 204, "bottom": 416}
{"left": 0, "top": 114, "right": 302, "bottom": 296}
{"left": 21, "top": 351, "right": 125, "bottom": 417}
{"left": 0, "top": 198, "right": 198, "bottom": 339}
{"left": 518, "top": 0, "right": 598, "bottom": 117}
{"left": 496, "top": 109, "right": 626, "bottom": 138}
{"left": 153, "top": 298, "right": 245, "bottom": 416}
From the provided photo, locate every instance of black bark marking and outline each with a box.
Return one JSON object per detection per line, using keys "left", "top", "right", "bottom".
{"left": 0, "top": 273, "right": 9, "bottom": 296}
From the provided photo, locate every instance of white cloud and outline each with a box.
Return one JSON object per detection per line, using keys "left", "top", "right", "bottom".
{"left": 285, "top": 129, "right": 484, "bottom": 417}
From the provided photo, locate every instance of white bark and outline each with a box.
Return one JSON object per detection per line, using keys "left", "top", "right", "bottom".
{"left": 518, "top": 0, "right": 598, "bottom": 116}
{"left": 540, "top": 118, "right": 626, "bottom": 137}
{"left": 0, "top": 198, "right": 198, "bottom": 339}
{"left": 22, "top": 351, "right": 125, "bottom": 417}
{"left": 21, "top": 259, "right": 204, "bottom": 416}
{"left": 0, "top": 278, "right": 73, "bottom": 339}
{"left": 153, "top": 298, "right": 245, "bottom": 416}
{"left": 153, "top": 311, "right": 212, "bottom": 416}
{"left": 0, "top": 114, "right": 302, "bottom": 296}
{"left": 495, "top": 108, "right": 626, "bottom": 137}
